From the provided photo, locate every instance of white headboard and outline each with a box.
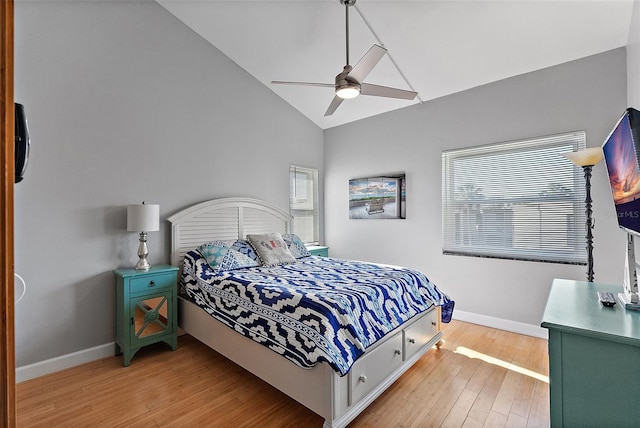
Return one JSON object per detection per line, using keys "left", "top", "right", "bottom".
{"left": 167, "top": 197, "right": 292, "bottom": 267}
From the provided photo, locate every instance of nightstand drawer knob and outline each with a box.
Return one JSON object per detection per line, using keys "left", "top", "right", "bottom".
{"left": 149, "top": 280, "right": 155, "bottom": 287}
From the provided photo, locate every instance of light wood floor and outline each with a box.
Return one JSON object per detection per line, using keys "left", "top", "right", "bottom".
{"left": 16, "top": 320, "right": 549, "bottom": 427}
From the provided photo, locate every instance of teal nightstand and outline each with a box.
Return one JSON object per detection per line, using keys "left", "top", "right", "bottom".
{"left": 307, "top": 246, "right": 329, "bottom": 257}
{"left": 113, "top": 265, "right": 179, "bottom": 366}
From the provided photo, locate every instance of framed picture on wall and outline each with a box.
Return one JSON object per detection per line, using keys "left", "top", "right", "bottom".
{"left": 349, "top": 173, "right": 406, "bottom": 219}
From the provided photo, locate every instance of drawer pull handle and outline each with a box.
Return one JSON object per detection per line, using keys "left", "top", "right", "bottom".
{"left": 359, "top": 375, "right": 367, "bottom": 383}
{"left": 408, "top": 338, "right": 416, "bottom": 344}
{"left": 149, "top": 281, "right": 156, "bottom": 287}
{"left": 394, "top": 349, "right": 401, "bottom": 355}
{"left": 431, "top": 321, "right": 437, "bottom": 326}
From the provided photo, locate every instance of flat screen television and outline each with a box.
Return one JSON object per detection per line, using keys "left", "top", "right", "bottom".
{"left": 602, "top": 107, "right": 640, "bottom": 306}
{"left": 14, "top": 103, "right": 30, "bottom": 183}
{"left": 602, "top": 107, "right": 640, "bottom": 235}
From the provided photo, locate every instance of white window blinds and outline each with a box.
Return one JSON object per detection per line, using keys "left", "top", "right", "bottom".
{"left": 289, "top": 165, "right": 319, "bottom": 245}
{"left": 442, "top": 131, "right": 587, "bottom": 264}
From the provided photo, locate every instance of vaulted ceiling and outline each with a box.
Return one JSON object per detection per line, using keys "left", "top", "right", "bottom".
{"left": 158, "top": 0, "right": 634, "bottom": 129}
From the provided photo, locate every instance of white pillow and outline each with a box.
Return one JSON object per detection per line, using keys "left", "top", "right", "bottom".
{"left": 246, "top": 232, "right": 297, "bottom": 267}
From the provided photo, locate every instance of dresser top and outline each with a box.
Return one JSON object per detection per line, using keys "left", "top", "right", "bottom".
{"left": 542, "top": 278, "right": 640, "bottom": 346}
{"left": 113, "top": 264, "right": 178, "bottom": 278}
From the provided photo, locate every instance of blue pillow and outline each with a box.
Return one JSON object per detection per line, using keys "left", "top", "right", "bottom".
{"left": 282, "top": 233, "right": 311, "bottom": 258}
{"left": 197, "top": 240, "right": 259, "bottom": 271}
{"left": 229, "top": 239, "right": 259, "bottom": 262}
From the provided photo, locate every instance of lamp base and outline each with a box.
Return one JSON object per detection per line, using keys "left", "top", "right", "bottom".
{"left": 134, "top": 231, "right": 151, "bottom": 271}
{"left": 135, "top": 258, "right": 151, "bottom": 271}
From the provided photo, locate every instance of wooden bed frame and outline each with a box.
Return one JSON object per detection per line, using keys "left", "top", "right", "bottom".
{"left": 168, "top": 197, "right": 443, "bottom": 428}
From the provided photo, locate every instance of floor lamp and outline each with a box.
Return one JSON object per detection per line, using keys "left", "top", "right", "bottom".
{"left": 562, "top": 147, "right": 604, "bottom": 282}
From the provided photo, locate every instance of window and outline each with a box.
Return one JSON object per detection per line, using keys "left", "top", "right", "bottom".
{"left": 442, "top": 131, "right": 587, "bottom": 264}
{"left": 289, "top": 165, "right": 319, "bottom": 244}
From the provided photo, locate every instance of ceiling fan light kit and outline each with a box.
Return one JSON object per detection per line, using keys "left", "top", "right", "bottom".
{"left": 335, "top": 66, "right": 360, "bottom": 99}
{"left": 271, "top": 0, "right": 417, "bottom": 116}
{"left": 336, "top": 86, "right": 360, "bottom": 99}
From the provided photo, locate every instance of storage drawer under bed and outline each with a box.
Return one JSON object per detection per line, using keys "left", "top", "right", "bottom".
{"left": 403, "top": 308, "right": 439, "bottom": 361}
{"left": 347, "top": 307, "right": 440, "bottom": 406}
{"left": 348, "top": 331, "right": 404, "bottom": 405}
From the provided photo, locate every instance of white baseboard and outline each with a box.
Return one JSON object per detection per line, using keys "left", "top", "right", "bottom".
{"left": 16, "top": 342, "right": 115, "bottom": 383}
{"left": 452, "top": 310, "right": 548, "bottom": 340}
{"left": 15, "top": 311, "right": 547, "bottom": 383}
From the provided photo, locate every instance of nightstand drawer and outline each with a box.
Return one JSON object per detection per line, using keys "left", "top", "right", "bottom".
{"left": 130, "top": 272, "right": 175, "bottom": 294}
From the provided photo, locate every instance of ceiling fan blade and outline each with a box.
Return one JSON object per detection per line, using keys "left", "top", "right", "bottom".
{"left": 324, "top": 96, "right": 345, "bottom": 117}
{"left": 271, "top": 81, "right": 334, "bottom": 88}
{"left": 348, "top": 45, "right": 387, "bottom": 83}
{"left": 360, "top": 83, "right": 418, "bottom": 100}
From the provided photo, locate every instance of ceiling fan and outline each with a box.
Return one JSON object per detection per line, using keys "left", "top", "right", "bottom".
{"left": 271, "top": 0, "right": 418, "bottom": 117}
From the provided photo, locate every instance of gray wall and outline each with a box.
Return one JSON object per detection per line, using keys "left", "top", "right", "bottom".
{"left": 630, "top": 0, "right": 640, "bottom": 107}
{"left": 13, "top": 1, "right": 323, "bottom": 367}
{"left": 324, "top": 48, "right": 627, "bottom": 328}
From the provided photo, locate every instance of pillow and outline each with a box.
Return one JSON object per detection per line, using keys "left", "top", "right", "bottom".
{"left": 246, "top": 232, "right": 297, "bottom": 267}
{"left": 229, "top": 239, "right": 259, "bottom": 262}
{"left": 282, "top": 233, "right": 311, "bottom": 259}
{"left": 197, "top": 240, "right": 259, "bottom": 271}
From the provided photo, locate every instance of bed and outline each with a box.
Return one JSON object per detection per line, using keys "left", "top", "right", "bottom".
{"left": 168, "top": 197, "right": 453, "bottom": 428}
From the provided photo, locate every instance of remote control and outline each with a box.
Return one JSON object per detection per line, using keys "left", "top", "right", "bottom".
{"left": 597, "top": 291, "right": 616, "bottom": 307}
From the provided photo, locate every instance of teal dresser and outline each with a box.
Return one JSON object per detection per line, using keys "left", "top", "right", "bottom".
{"left": 113, "top": 265, "right": 179, "bottom": 366}
{"left": 306, "top": 245, "right": 329, "bottom": 257}
{"left": 542, "top": 279, "right": 640, "bottom": 427}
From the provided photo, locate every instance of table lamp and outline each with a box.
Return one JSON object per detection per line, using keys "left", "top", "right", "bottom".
{"left": 127, "top": 202, "right": 160, "bottom": 270}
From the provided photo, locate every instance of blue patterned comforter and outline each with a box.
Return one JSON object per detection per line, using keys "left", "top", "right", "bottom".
{"left": 181, "top": 251, "right": 454, "bottom": 376}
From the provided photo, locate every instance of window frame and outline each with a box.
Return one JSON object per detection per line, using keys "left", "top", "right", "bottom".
{"left": 289, "top": 165, "right": 319, "bottom": 245}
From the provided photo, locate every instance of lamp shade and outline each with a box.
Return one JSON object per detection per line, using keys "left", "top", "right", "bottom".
{"left": 127, "top": 203, "right": 159, "bottom": 232}
{"left": 561, "top": 147, "right": 604, "bottom": 167}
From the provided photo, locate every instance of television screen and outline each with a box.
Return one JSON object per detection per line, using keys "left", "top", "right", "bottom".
{"left": 602, "top": 107, "right": 640, "bottom": 235}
